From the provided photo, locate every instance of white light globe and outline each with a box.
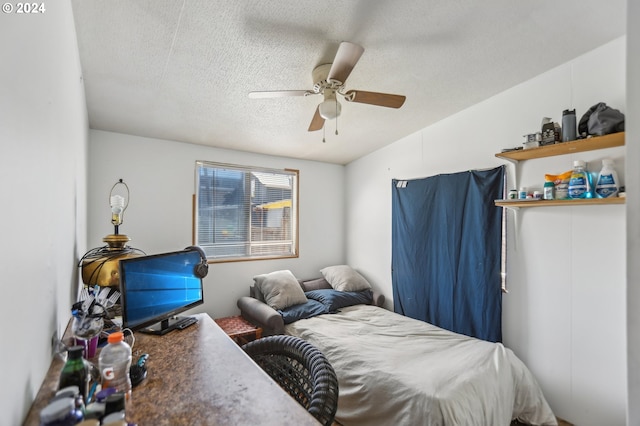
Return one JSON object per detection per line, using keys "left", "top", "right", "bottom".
{"left": 318, "top": 99, "right": 342, "bottom": 120}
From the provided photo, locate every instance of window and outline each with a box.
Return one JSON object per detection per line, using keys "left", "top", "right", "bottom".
{"left": 194, "top": 161, "right": 298, "bottom": 262}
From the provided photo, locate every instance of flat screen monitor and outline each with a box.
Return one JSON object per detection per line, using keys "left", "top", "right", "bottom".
{"left": 119, "top": 249, "right": 204, "bottom": 335}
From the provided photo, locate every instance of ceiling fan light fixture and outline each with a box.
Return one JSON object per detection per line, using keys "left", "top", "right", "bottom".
{"left": 318, "top": 99, "right": 341, "bottom": 120}
{"left": 248, "top": 42, "right": 405, "bottom": 132}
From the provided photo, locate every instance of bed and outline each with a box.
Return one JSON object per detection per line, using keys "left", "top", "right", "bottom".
{"left": 237, "top": 268, "right": 556, "bottom": 426}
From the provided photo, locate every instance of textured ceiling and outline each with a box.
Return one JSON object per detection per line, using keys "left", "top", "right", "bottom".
{"left": 70, "top": 0, "right": 626, "bottom": 165}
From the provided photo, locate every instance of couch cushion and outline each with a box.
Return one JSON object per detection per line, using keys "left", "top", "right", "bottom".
{"left": 320, "top": 265, "right": 372, "bottom": 292}
{"left": 300, "top": 277, "right": 332, "bottom": 292}
{"left": 253, "top": 270, "right": 307, "bottom": 310}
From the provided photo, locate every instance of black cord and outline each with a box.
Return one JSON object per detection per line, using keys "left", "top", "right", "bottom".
{"left": 78, "top": 246, "right": 146, "bottom": 285}
{"left": 78, "top": 245, "right": 146, "bottom": 266}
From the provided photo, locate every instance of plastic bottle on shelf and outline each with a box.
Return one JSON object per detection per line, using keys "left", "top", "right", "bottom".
{"left": 98, "top": 331, "right": 132, "bottom": 399}
{"left": 58, "top": 345, "right": 88, "bottom": 400}
{"left": 543, "top": 181, "right": 554, "bottom": 200}
{"left": 568, "top": 160, "right": 593, "bottom": 199}
{"left": 562, "top": 109, "right": 577, "bottom": 142}
{"left": 595, "top": 158, "right": 620, "bottom": 198}
{"left": 518, "top": 187, "right": 527, "bottom": 199}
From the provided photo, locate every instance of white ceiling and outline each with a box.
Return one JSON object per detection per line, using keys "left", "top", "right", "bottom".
{"left": 70, "top": 0, "right": 626, "bottom": 165}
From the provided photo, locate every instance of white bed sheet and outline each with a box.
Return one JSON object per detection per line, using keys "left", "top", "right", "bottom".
{"left": 285, "top": 305, "right": 556, "bottom": 426}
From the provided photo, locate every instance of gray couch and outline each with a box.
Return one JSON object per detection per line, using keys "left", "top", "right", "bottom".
{"left": 237, "top": 277, "right": 386, "bottom": 335}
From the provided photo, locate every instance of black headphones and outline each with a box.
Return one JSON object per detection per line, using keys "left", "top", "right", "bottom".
{"left": 185, "top": 246, "right": 209, "bottom": 278}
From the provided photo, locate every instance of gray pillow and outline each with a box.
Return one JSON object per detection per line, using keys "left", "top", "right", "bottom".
{"left": 250, "top": 285, "right": 265, "bottom": 302}
{"left": 320, "top": 265, "right": 372, "bottom": 292}
{"left": 254, "top": 270, "right": 307, "bottom": 310}
{"left": 300, "top": 277, "right": 332, "bottom": 292}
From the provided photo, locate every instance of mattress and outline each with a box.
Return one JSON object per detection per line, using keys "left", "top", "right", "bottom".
{"left": 285, "top": 304, "right": 556, "bottom": 426}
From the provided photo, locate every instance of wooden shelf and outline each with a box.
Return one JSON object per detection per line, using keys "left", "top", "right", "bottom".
{"left": 495, "top": 132, "right": 625, "bottom": 162}
{"left": 495, "top": 197, "right": 625, "bottom": 209}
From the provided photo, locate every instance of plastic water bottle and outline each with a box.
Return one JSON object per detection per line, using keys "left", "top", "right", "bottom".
{"left": 98, "top": 331, "right": 132, "bottom": 399}
{"left": 596, "top": 158, "right": 619, "bottom": 198}
{"left": 568, "top": 160, "right": 593, "bottom": 199}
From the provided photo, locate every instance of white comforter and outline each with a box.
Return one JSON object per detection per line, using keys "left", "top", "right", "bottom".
{"left": 285, "top": 305, "right": 556, "bottom": 426}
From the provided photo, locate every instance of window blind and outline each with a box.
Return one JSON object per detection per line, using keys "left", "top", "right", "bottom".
{"left": 195, "top": 161, "right": 298, "bottom": 262}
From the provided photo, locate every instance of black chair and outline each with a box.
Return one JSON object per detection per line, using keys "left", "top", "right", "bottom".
{"left": 242, "top": 335, "right": 339, "bottom": 426}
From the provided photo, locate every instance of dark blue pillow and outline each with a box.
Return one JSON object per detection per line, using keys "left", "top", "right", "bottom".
{"left": 278, "top": 299, "right": 330, "bottom": 324}
{"left": 305, "top": 289, "right": 373, "bottom": 311}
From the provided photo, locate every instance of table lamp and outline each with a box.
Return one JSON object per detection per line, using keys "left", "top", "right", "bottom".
{"left": 79, "top": 179, "right": 145, "bottom": 287}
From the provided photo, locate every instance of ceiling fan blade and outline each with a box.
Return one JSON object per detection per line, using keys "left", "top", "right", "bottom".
{"left": 327, "top": 42, "right": 364, "bottom": 84}
{"left": 308, "top": 105, "right": 325, "bottom": 132}
{"left": 248, "top": 90, "right": 314, "bottom": 99}
{"left": 344, "top": 90, "right": 406, "bottom": 108}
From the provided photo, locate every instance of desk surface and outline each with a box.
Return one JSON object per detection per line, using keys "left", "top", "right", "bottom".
{"left": 23, "top": 313, "right": 319, "bottom": 426}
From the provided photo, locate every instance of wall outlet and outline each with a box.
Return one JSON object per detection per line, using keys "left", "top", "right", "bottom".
{"left": 51, "top": 329, "right": 59, "bottom": 355}
{"left": 51, "top": 329, "right": 66, "bottom": 359}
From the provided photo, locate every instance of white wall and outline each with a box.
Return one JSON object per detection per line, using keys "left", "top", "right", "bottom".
{"left": 345, "top": 38, "right": 627, "bottom": 425}
{"left": 0, "top": 1, "right": 89, "bottom": 424}
{"left": 88, "top": 130, "right": 345, "bottom": 318}
{"left": 626, "top": 0, "right": 640, "bottom": 424}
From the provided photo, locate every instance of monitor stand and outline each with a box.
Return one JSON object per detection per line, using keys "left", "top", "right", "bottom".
{"left": 140, "top": 316, "right": 197, "bottom": 335}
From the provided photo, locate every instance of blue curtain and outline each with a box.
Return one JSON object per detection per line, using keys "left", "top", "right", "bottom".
{"left": 391, "top": 166, "right": 504, "bottom": 342}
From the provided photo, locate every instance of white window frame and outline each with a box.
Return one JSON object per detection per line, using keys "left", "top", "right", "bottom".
{"left": 194, "top": 161, "right": 299, "bottom": 263}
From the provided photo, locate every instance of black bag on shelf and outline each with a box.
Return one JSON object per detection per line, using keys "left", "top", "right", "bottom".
{"left": 578, "top": 102, "right": 625, "bottom": 137}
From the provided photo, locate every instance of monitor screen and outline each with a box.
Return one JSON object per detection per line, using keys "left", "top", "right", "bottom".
{"left": 119, "top": 249, "right": 204, "bottom": 335}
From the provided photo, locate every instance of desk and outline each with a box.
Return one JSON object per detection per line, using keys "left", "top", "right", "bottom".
{"left": 23, "top": 314, "right": 319, "bottom": 425}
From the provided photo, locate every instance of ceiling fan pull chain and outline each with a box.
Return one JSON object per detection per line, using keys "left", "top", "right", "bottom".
{"left": 322, "top": 123, "right": 326, "bottom": 143}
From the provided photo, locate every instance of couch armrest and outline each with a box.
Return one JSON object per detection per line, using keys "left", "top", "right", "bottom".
{"left": 237, "top": 296, "right": 285, "bottom": 335}
{"left": 372, "top": 291, "right": 385, "bottom": 307}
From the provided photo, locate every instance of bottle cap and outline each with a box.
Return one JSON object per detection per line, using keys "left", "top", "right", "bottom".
{"left": 573, "top": 160, "right": 585, "bottom": 168}
{"left": 102, "top": 421, "right": 127, "bottom": 426}
{"left": 102, "top": 410, "right": 126, "bottom": 424}
{"left": 76, "top": 420, "right": 101, "bottom": 426}
{"left": 107, "top": 331, "right": 124, "bottom": 344}
{"left": 563, "top": 109, "right": 576, "bottom": 115}
{"left": 104, "top": 392, "right": 126, "bottom": 416}
{"left": 84, "top": 401, "right": 106, "bottom": 419}
{"left": 95, "top": 387, "right": 117, "bottom": 402}
{"left": 603, "top": 158, "right": 614, "bottom": 166}
{"left": 544, "top": 181, "right": 554, "bottom": 187}
{"left": 55, "top": 386, "right": 79, "bottom": 400}
{"left": 40, "top": 397, "right": 75, "bottom": 423}
{"left": 68, "top": 345, "right": 84, "bottom": 359}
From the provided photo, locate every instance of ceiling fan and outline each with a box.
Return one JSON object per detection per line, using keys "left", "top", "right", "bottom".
{"left": 248, "top": 41, "right": 406, "bottom": 132}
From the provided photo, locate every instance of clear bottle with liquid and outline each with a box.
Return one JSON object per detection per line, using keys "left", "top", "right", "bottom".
{"left": 98, "top": 332, "right": 132, "bottom": 399}
{"left": 595, "top": 158, "right": 619, "bottom": 198}
{"left": 568, "top": 160, "right": 593, "bottom": 199}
